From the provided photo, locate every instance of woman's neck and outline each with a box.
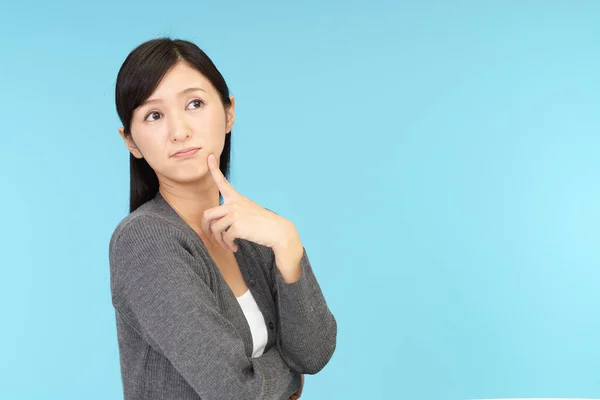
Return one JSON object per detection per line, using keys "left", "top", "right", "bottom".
{"left": 158, "top": 181, "right": 221, "bottom": 244}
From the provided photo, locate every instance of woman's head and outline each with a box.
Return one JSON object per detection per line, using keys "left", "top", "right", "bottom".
{"left": 115, "top": 38, "right": 235, "bottom": 212}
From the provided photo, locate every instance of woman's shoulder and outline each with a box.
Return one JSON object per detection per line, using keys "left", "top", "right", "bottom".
{"left": 109, "top": 197, "right": 188, "bottom": 254}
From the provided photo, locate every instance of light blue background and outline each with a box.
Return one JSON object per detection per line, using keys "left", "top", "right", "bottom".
{"left": 1, "top": 1, "right": 599, "bottom": 399}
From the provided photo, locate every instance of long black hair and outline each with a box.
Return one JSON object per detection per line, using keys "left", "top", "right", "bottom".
{"left": 115, "top": 38, "right": 233, "bottom": 213}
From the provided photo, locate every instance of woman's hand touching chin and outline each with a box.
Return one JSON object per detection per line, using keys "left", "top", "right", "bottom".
{"left": 201, "top": 153, "right": 301, "bottom": 255}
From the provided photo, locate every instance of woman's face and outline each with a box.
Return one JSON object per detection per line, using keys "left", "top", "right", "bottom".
{"left": 119, "top": 60, "right": 235, "bottom": 185}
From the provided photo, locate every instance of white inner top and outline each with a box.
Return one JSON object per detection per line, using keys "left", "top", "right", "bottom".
{"left": 235, "top": 289, "right": 268, "bottom": 358}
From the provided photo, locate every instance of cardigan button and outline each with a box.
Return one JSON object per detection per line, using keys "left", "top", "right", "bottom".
{"left": 248, "top": 279, "right": 256, "bottom": 287}
{"left": 268, "top": 321, "right": 275, "bottom": 330}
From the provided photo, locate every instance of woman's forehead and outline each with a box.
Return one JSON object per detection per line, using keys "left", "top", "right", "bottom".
{"left": 152, "top": 62, "right": 212, "bottom": 96}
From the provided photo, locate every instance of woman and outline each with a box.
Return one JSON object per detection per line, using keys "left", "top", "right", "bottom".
{"left": 108, "top": 37, "right": 337, "bottom": 400}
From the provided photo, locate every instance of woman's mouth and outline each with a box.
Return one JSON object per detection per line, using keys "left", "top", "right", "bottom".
{"left": 172, "top": 147, "right": 201, "bottom": 158}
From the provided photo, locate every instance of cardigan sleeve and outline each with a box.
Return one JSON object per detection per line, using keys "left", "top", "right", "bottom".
{"left": 270, "top": 246, "right": 338, "bottom": 374}
{"left": 109, "top": 216, "right": 298, "bottom": 400}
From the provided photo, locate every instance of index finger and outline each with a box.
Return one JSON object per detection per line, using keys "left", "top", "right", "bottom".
{"left": 207, "top": 153, "right": 235, "bottom": 197}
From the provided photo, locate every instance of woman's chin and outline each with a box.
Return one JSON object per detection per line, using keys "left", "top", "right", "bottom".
{"left": 171, "top": 168, "right": 210, "bottom": 185}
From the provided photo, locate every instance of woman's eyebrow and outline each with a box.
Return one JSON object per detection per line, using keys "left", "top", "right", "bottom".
{"left": 140, "top": 87, "right": 207, "bottom": 107}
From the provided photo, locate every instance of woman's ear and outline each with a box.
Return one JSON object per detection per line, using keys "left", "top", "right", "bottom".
{"left": 225, "top": 96, "right": 235, "bottom": 134}
{"left": 118, "top": 127, "right": 144, "bottom": 159}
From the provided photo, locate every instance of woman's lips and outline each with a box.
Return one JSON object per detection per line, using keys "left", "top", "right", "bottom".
{"left": 172, "top": 147, "right": 201, "bottom": 158}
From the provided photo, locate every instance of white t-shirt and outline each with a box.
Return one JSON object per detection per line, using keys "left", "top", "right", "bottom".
{"left": 236, "top": 289, "right": 268, "bottom": 358}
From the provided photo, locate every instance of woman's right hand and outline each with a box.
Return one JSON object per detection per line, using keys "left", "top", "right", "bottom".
{"left": 288, "top": 374, "right": 304, "bottom": 400}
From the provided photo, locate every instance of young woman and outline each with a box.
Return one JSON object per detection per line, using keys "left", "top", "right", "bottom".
{"left": 108, "top": 38, "right": 337, "bottom": 399}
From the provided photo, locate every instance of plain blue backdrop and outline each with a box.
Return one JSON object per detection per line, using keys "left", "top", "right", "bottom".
{"left": 1, "top": 1, "right": 599, "bottom": 399}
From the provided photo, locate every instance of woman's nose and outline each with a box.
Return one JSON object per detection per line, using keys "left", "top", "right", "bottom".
{"left": 169, "top": 114, "right": 192, "bottom": 142}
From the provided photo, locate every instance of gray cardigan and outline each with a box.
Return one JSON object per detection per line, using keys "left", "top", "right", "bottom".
{"left": 108, "top": 192, "right": 337, "bottom": 399}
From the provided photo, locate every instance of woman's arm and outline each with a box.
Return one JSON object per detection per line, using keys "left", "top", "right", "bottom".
{"left": 270, "top": 244, "right": 338, "bottom": 375}
{"left": 109, "top": 215, "right": 299, "bottom": 399}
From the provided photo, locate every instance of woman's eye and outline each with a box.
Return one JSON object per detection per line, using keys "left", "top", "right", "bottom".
{"left": 187, "top": 99, "right": 204, "bottom": 110}
{"left": 145, "top": 111, "right": 161, "bottom": 122}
